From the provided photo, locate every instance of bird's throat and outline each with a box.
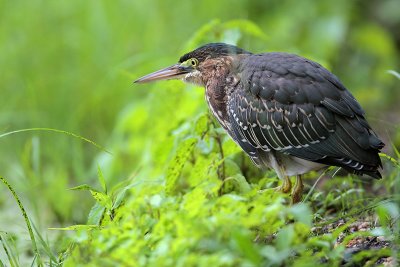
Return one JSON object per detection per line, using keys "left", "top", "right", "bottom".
{"left": 183, "top": 70, "right": 203, "bottom": 86}
{"left": 203, "top": 57, "right": 239, "bottom": 129}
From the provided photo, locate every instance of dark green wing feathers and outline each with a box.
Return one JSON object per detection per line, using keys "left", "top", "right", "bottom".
{"left": 227, "top": 53, "right": 384, "bottom": 178}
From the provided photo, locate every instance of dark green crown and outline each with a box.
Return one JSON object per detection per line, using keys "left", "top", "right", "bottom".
{"left": 179, "top": 43, "right": 251, "bottom": 63}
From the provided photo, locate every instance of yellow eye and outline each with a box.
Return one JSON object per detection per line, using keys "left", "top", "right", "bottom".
{"left": 190, "top": 58, "right": 198, "bottom": 67}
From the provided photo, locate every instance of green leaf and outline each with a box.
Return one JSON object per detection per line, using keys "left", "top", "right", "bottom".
{"left": 49, "top": 225, "right": 99, "bottom": 231}
{"left": 69, "top": 184, "right": 96, "bottom": 191}
{"left": 227, "top": 173, "right": 251, "bottom": 193}
{"left": 376, "top": 202, "right": 399, "bottom": 228}
{"left": 97, "top": 164, "right": 107, "bottom": 194}
{"left": 233, "top": 230, "right": 262, "bottom": 265}
{"left": 260, "top": 245, "right": 284, "bottom": 264}
{"left": 90, "top": 191, "right": 112, "bottom": 210}
{"left": 182, "top": 188, "right": 206, "bottom": 217}
{"left": 87, "top": 202, "right": 106, "bottom": 225}
{"left": 288, "top": 203, "right": 312, "bottom": 226}
{"left": 69, "top": 184, "right": 112, "bottom": 209}
{"left": 112, "top": 188, "right": 128, "bottom": 210}
{"left": 194, "top": 113, "right": 209, "bottom": 137}
{"left": 222, "top": 139, "right": 241, "bottom": 157}
{"left": 187, "top": 154, "right": 218, "bottom": 187}
{"left": 165, "top": 137, "right": 198, "bottom": 194}
{"left": 276, "top": 224, "right": 295, "bottom": 250}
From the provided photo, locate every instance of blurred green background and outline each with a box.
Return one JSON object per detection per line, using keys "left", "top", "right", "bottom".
{"left": 0, "top": 0, "right": 399, "bottom": 263}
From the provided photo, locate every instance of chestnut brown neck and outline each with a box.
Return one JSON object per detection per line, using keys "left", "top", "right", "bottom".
{"left": 201, "top": 56, "right": 239, "bottom": 126}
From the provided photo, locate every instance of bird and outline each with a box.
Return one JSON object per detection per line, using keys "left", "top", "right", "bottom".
{"left": 134, "top": 43, "right": 384, "bottom": 203}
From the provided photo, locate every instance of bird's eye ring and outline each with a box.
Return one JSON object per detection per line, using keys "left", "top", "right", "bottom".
{"left": 190, "top": 58, "right": 198, "bottom": 67}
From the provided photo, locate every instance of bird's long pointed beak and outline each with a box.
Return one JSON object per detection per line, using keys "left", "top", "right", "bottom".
{"left": 134, "top": 63, "right": 192, "bottom": 83}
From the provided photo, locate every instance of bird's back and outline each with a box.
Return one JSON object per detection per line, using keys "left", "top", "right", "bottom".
{"left": 225, "top": 52, "right": 384, "bottom": 178}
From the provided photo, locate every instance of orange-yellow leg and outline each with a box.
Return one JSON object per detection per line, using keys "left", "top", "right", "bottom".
{"left": 291, "top": 175, "right": 304, "bottom": 204}
{"left": 275, "top": 175, "right": 292, "bottom": 193}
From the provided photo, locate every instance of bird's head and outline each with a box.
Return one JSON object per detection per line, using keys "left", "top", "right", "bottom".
{"left": 134, "top": 43, "right": 250, "bottom": 86}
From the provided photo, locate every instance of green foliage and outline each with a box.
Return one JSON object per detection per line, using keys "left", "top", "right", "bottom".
{"left": 0, "top": 0, "right": 399, "bottom": 266}
{"left": 166, "top": 137, "right": 198, "bottom": 194}
{"left": 65, "top": 179, "right": 315, "bottom": 266}
{"left": 183, "top": 19, "right": 267, "bottom": 52}
{"left": 63, "top": 157, "right": 400, "bottom": 266}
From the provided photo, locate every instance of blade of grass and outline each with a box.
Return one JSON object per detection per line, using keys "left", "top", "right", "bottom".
{"left": 303, "top": 167, "right": 335, "bottom": 203}
{"left": 0, "top": 128, "right": 111, "bottom": 154}
{"left": 31, "top": 222, "right": 58, "bottom": 264}
{"left": 0, "top": 176, "right": 42, "bottom": 267}
{"left": 0, "top": 233, "right": 18, "bottom": 267}
{"left": 387, "top": 70, "right": 400, "bottom": 80}
{"left": 380, "top": 152, "right": 400, "bottom": 167}
{"left": 30, "top": 254, "right": 38, "bottom": 267}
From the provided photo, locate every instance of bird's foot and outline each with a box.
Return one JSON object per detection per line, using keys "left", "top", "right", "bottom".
{"left": 275, "top": 176, "right": 292, "bottom": 194}
{"left": 290, "top": 175, "right": 304, "bottom": 204}
{"left": 258, "top": 176, "right": 292, "bottom": 194}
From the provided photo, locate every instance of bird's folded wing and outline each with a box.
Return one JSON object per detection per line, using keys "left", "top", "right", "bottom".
{"left": 227, "top": 53, "right": 383, "bottom": 173}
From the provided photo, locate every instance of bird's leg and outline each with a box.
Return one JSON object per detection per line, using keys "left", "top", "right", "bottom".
{"left": 275, "top": 175, "right": 292, "bottom": 193}
{"left": 270, "top": 164, "right": 291, "bottom": 193}
{"left": 258, "top": 157, "right": 292, "bottom": 194}
{"left": 291, "top": 175, "right": 304, "bottom": 204}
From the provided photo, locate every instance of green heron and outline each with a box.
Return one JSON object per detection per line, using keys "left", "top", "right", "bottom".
{"left": 135, "top": 43, "right": 384, "bottom": 203}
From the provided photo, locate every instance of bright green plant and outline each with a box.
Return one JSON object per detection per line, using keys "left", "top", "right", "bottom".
{"left": 1, "top": 1, "right": 399, "bottom": 266}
